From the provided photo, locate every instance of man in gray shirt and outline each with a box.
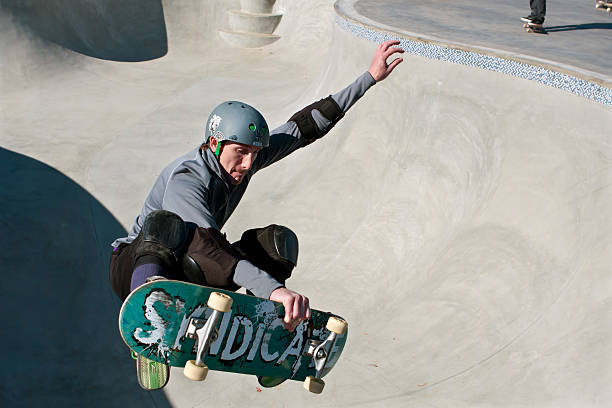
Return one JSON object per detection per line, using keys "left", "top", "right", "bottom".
{"left": 110, "top": 41, "right": 403, "bottom": 331}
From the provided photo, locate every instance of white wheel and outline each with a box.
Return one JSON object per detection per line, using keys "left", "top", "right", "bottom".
{"left": 304, "top": 376, "right": 325, "bottom": 394}
{"left": 184, "top": 360, "right": 208, "bottom": 381}
{"left": 207, "top": 292, "right": 233, "bottom": 312}
{"left": 326, "top": 316, "right": 348, "bottom": 335}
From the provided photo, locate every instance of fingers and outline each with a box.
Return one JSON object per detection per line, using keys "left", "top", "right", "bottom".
{"left": 369, "top": 40, "right": 404, "bottom": 82}
{"left": 305, "top": 298, "right": 311, "bottom": 320}
{"left": 379, "top": 40, "right": 404, "bottom": 59}
{"left": 284, "top": 293, "right": 309, "bottom": 331}
{"left": 293, "top": 295, "right": 310, "bottom": 321}
{"left": 379, "top": 40, "right": 398, "bottom": 51}
{"left": 271, "top": 287, "right": 310, "bottom": 332}
{"left": 387, "top": 56, "right": 403, "bottom": 73}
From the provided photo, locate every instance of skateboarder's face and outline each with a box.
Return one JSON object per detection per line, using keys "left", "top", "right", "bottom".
{"left": 212, "top": 139, "right": 262, "bottom": 185}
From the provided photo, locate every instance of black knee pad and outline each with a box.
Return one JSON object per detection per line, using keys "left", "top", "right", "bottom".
{"left": 182, "top": 254, "right": 207, "bottom": 286}
{"left": 135, "top": 210, "right": 191, "bottom": 269}
{"left": 269, "top": 225, "right": 299, "bottom": 267}
{"left": 235, "top": 224, "right": 299, "bottom": 283}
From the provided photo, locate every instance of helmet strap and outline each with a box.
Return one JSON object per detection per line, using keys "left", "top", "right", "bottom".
{"left": 214, "top": 141, "right": 222, "bottom": 157}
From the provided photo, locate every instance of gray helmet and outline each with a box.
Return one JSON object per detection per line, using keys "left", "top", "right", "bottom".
{"left": 205, "top": 101, "right": 270, "bottom": 152}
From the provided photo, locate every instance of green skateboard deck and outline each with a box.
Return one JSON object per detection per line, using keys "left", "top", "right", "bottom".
{"left": 119, "top": 280, "right": 348, "bottom": 389}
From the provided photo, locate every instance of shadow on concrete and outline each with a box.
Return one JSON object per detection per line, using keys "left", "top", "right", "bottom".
{"left": 0, "top": 148, "right": 171, "bottom": 407}
{"left": 0, "top": 0, "right": 167, "bottom": 62}
{"left": 545, "top": 23, "right": 612, "bottom": 32}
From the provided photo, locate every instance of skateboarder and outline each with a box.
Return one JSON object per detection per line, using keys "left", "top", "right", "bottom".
{"left": 521, "top": 0, "right": 546, "bottom": 27}
{"left": 109, "top": 40, "right": 404, "bottom": 332}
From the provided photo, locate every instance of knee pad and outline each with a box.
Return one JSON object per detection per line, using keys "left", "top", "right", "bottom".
{"left": 236, "top": 224, "right": 299, "bottom": 282}
{"left": 135, "top": 210, "right": 191, "bottom": 269}
{"left": 269, "top": 225, "right": 299, "bottom": 267}
{"left": 182, "top": 254, "right": 207, "bottom": 286}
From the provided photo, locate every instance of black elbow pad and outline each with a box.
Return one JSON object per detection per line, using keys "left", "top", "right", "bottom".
{"left": 289, "top": 95, "right": 344, "bottom": 145}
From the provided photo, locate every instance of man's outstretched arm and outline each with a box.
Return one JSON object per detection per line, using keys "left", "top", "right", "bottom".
{"left": 255, "top": 40, "right": 404, "bottom": 168}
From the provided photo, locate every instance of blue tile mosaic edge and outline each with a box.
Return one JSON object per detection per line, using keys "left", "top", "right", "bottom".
{"left": 335, "top": 13, "right": 612, "bottom": 107}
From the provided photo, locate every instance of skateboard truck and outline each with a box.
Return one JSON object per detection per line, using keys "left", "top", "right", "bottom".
{"left": 183, "top": 292, "right": 233, "bottom": 381}
{"left": 303, "top": 316, "right": 347, "bottom": 394}
{"left": 185, "top": 318, "right": 218, "bottom": 365}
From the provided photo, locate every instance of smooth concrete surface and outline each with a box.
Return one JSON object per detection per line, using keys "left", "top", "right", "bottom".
{"left": 1, "top": 0, "right": 610, "bottom": 407}
{"left": 353, "top": 0, "right": 612, "bottom": 85}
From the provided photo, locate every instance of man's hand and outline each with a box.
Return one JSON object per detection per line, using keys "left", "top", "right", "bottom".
{"left": 368, "top": 40, "right": 404, "bottom": 82}
{"left": 269, "top": 287, "right": 311, "bottom": 332}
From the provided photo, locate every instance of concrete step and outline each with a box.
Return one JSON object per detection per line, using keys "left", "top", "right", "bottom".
{"left": 228, "top": 10, "right": 282, "bottom": 34}
{"left": 218, "top": 29, "right": 281, "bottom": 48}
{"left": 240, "top": 0, "right": 276, "bottom": 14}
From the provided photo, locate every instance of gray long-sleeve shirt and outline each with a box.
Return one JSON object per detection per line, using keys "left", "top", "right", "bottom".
{"left": 112, "top": 71, "right": 376, "bottom": 297}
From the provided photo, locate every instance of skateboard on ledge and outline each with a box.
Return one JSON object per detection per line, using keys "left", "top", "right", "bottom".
{"left": 119, "top": 279, "right": 348, "bottom": 394}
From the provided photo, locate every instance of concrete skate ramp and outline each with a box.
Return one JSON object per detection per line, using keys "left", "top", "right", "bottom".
{"left": 1, "top": 0, "right": 610, "bottom": 407}
{"left": 0, "top": 0, "right": 167, "bottom": 61}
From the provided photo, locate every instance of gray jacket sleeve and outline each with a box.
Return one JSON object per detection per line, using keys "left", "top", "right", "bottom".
{"left": 233, "top": 260, "right": 284, "bottom": 299}
{"left": 330, "top": 71, "right": 377, "bottom": 113}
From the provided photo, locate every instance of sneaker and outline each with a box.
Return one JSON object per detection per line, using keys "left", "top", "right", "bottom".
{"left": 133, "top": 351, "right": 170, "bottom": 390}
{"left": 521, "top": 15, "right": 535, "bottom": 23}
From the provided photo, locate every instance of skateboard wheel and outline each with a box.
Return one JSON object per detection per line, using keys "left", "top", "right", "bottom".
{"left": 207, "top": 292, "right": 233, "bottom": 313}
{"left": 326, "top": 316, "right": 348, "bottom": 335}
{"left": 304, "top": 376, "right": 325, "bottom": 394}
{"left": 184, "top": 360, "right": 208, "bottom": 381}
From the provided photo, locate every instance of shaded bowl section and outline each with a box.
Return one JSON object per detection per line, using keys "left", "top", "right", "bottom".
{"left": 0, "top": 148, "right": 170, "bottom": 407}
{"left": 0, "top": 0, "right": 167, "bottom": 61}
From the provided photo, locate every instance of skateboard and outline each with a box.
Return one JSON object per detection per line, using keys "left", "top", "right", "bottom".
{"left": 523, "top": 22, "right": 544, "bottom": 34}
{"left": 119, "top": 280, "right": 348, "bottom": 393}
{"left": 133, "top": 351, "right": 170, "bottom": 390}
{"left": 595, "top": 1, "right": 612, "bottom": 11}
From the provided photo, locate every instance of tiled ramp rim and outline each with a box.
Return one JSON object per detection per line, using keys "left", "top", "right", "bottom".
{"left": 334, "top": 2, "right": 612, "bottom": 107}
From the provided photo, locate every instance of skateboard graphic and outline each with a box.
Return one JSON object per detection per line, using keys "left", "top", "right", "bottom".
{"left": 119, "top": 280, "right": 348, "bottom": 393}
{"left": 595, "top": 1, "right": 612, "bottom": 11}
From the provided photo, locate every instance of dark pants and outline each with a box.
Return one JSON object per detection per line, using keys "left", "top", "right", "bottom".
{"left": 109, "top": 225, "right": 294, "bottom": 301}
{"left": 529, "top": 0, "right": 546, "bottom": 21}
